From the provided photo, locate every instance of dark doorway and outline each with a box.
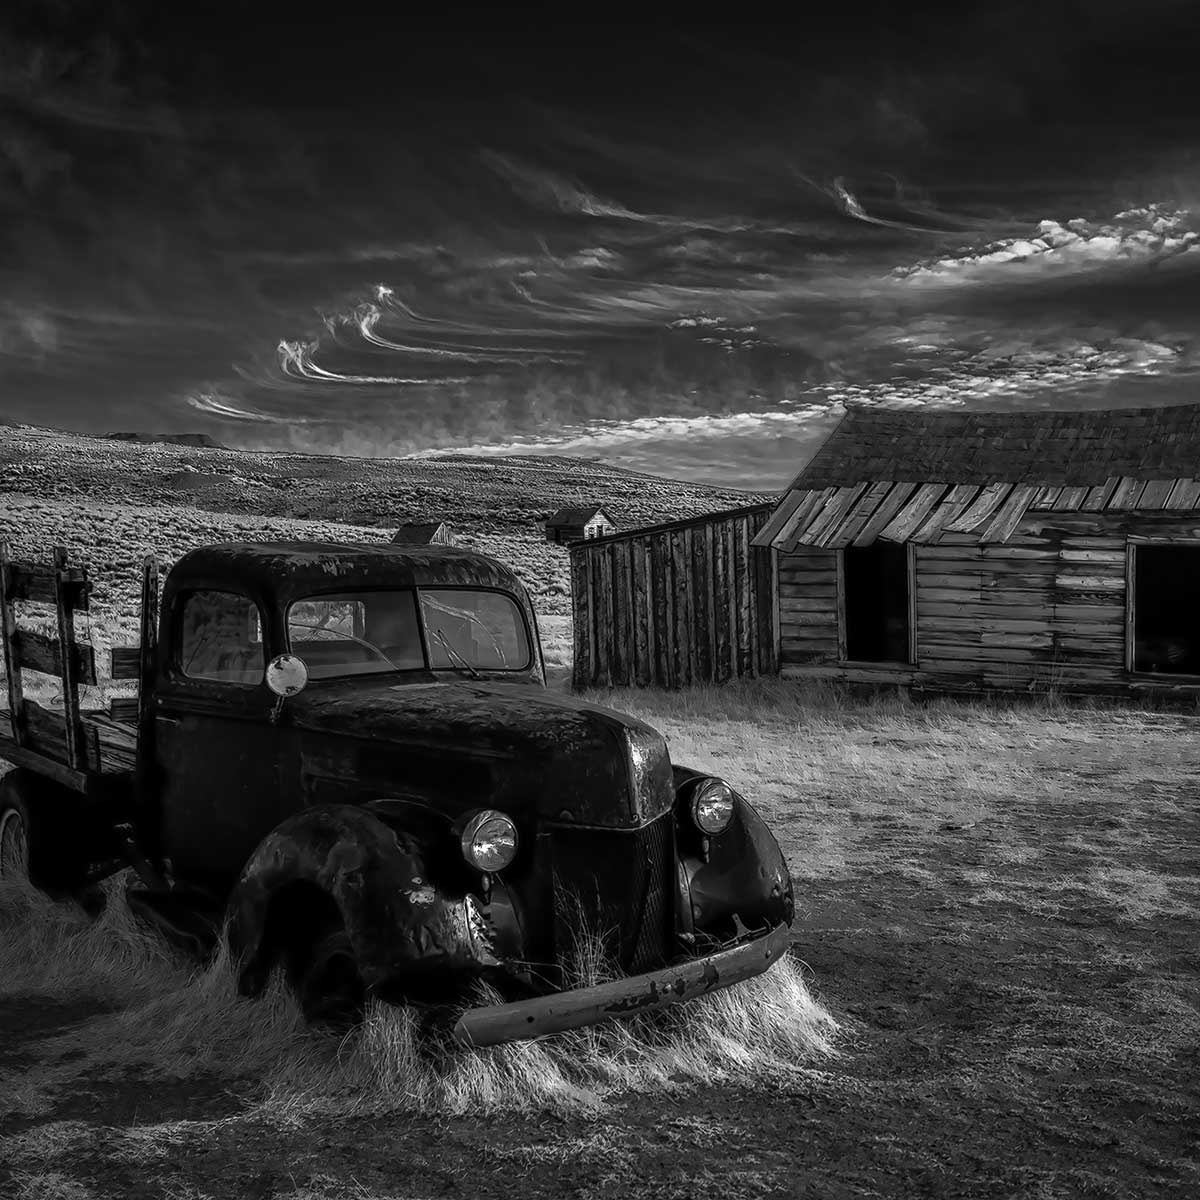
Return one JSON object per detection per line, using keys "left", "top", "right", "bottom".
{"left": 843, "top": 543, "right": 910, "bottom": 663}
{"left": 1133, "top": 545, "right": 1200, "bottom": 674}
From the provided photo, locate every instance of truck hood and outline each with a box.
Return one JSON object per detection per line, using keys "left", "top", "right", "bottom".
{"left": 287, "top": 679, "right": 675, "bottom": 828}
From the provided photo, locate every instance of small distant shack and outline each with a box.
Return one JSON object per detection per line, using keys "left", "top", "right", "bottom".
{"left": 569, "top": 401, "right": 1200, "bottom": 697}
{"left": 392, "top": 521, "right": 453, "bottom": 546}
{"left": 545, "top": 506, "right": 616, "bottom": 545}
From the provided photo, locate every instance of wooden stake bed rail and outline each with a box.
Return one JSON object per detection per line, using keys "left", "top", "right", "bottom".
{"left": 0, "top": 543, "right": 142, "bottom": 792}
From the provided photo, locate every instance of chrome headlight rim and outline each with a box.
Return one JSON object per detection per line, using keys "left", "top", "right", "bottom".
{"left": 690, "top": 777, "right": 736, "bottom": 836}
{"left": 460, "top": 808, "right": 519, "bottom": 873}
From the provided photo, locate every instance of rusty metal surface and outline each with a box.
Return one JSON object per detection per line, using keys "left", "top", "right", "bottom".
{"left": 228, "top": 803, "right": 524, "bottom": 1000}
{"left": 289, "top": 679, "right": 674, "bottom": 830}
{"left": 164, "top": 542, "right": 527, "bottom": 605}
{"left": 452, "top": 919, "right": 792, "bottom": 1047}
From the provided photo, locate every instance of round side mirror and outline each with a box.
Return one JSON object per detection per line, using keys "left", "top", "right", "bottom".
{"left": 266, "top": 653, "right": 309, "bottom": 698}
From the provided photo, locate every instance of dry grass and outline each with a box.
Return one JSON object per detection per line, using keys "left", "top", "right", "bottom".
{"left": 0, "top": 866, "right": 836, "bottom": 1126}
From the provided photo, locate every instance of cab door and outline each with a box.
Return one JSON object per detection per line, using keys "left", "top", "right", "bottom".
{"left": 151, "top": 587, "right": 287, "bottom": 884}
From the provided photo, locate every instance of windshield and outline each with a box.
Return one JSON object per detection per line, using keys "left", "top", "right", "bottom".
{"left": 286, "top": 588, "right": 531, "bottom": 679}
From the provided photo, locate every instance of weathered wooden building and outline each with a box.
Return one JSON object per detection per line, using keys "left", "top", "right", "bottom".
{"left": 569, "top": 505, "right": 777, "bottom": 688}
{"left": 392, "top": 521, "right": 453, "bottom": 545}
{"left": 571, "top": 402, "right": 1200, "bottom": 696}
{"left": 545, "top": 506, "right": 616, "bottom": 545}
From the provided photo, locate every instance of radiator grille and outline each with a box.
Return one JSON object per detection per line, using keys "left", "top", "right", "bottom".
{"left": 550, "top": 813, "right": 676, "bottom": 976}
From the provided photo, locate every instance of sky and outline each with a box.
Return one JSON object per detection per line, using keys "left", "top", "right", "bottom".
{"left": 5, "top": 2, "right": 1200, "bottom": 490}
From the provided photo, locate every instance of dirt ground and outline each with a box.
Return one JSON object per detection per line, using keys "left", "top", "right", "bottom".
{"left": 2, "top": 700, "right": 1199, "bottom": 1199}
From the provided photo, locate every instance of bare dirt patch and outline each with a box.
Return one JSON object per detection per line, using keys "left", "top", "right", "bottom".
{"left": 3, "top": 687, "right": 1198, "bottom": 1198}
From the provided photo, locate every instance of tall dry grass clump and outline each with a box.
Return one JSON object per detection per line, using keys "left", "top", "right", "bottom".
{"left": 1, "top": 873, "right": 837, "bottom": 1120}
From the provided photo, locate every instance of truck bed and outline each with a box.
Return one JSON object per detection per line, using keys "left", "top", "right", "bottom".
{"left": 0, "top": 703, "right": 137, "bottom": 790}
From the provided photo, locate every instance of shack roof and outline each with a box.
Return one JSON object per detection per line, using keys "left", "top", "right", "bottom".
{"left": 756, "top": 401, "right": 1200, "bottom": 551}
{"left": 392, "top": 522, "right": 449, "bottom": 542}
{"left": 790, "top": 400, "right": 1200, "bottom": 490}
{"left": 546, "top": 505, "right": 613, "bottom": 526}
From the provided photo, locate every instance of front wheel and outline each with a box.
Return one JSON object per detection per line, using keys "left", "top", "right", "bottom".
{"left": 286, "top": 917, "right": 367, "bottom": 1029}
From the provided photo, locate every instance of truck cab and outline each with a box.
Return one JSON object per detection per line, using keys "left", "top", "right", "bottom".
{"left": 1, "top": 540, "right": 795, "bottom": 1046}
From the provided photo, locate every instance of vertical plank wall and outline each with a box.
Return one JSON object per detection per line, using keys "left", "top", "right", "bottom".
{"left": 570, "top": 507, "right": 776, "bottom": 688}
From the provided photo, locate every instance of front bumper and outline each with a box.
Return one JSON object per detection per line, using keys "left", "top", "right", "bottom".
{"left": 452, "top": 920, "right": 792, "bottom": 1048}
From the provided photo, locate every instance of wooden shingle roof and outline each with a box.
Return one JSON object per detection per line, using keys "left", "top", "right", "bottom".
{"left": 546, "top": 505, "right": 612, "bottom": 526}
{"left": 756, "top": 401, "right": 1200, "bottom": 551}
{"left": 791, "top": 401, "right": 1200, "bottom": 490}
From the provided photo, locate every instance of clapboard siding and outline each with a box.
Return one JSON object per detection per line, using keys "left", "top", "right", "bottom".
{"left": 776, "top": 547, "right": 839, "bottom": 667}
{"left": 570, "top": 505, "right": 776, "bottom": 687}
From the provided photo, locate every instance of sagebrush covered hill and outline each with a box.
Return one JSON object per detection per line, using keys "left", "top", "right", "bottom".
{"left": 0, "top": 424, "right": 772, "bottom": 622}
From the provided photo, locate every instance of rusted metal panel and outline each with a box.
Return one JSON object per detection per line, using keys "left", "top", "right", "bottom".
{"left": 454, "top": 919, "right": 791, "bottom": 1047}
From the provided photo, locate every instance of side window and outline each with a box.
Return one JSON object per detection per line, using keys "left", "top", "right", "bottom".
{"left": 178, "top": 590, "right": 265, "bottom": 684}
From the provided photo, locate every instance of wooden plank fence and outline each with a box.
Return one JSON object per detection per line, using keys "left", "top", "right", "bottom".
{"left": 569, "top": 505, "right": 777, "bottom": 688}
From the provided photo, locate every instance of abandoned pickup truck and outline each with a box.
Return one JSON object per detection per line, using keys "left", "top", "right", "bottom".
{"left": 0, "top": 541, "right": 794, "bottom": 1045}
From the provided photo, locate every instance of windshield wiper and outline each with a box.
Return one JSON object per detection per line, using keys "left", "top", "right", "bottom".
{"left": 432, "top": 628, "right": 480, "bottom": 679}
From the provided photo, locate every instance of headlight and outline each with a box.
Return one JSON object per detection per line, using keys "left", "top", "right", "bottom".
{"left": 691, "top": 779, "right": 735, "bottom": 835}
{"left": 461, "top": 810, "right": 519, "bottom": 872}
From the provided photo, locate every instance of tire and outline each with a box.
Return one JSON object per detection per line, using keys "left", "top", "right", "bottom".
{"left": 0, "top": 769, "right": 88, "bottom": 894}
{"left": 285, "top": 916, "right": 367, "bottom": 1029}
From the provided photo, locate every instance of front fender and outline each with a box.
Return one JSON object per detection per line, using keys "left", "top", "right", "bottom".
{"left": 228, "top": 804, "right": 502, "bottom": 998}
{"left": 673, "top": 768, "right": 795, "bottom": 935}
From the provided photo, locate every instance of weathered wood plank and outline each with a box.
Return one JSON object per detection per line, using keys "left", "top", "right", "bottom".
{"left": 671, "top": 529, "right": 691, "bottom": 687}
{"left": 570, "top": 551, "right": 590, "bottom": 687}
{"left": 1058, "top": 549, "right": 1126, "bottom": 563}
{"left": 0, "top": 541, "right": 24, "bottom": 745}
{"left": 771, "top": 489, "right": 838, "bottom": 549}
{"left": 944, "top": 483, "right": 1014, "bottom": 533}
{"left": 852, "top": 482, "right": 920, "bottom": 546}
{"left": 11, "top": 630, "right": 97, "bottom": 685}
{"left": 690, "top": 525, "right": 711, "bottom": 682}
{"left": 52, "top": 547, "right": 84, "bottom": 770}
{"left": 779, "top": 611, "right": 840, "bottom": 628}
{"left": 911, "top": 484, "right": 982, "bottom": 545}
{"left": 822, "top": 481, "right": 896, "bottom": 548}
{"left": 650, "top": 535, "right": 671, "bottom": 687}
{"left": 712, "top": 520, "right": 731, "bottom": 685}
{"left": 978, "top": 484, "right": 1039, "bottom": 543}
{"left": 1108, "top": 477, "right": 1147, "bottom": 509}
{"left": 780, "top": 664, "right": 917, "bottom": 684}
{"left": 1051, "top": 486, "right": 1089, "bottom": 511}
{"left": 794, "top": 484, "right": 869, "bottom": 549}
{"left": 4, "top": 561, "right": 89, "bottom": 610}
{"left": 1136, "top": 480, "right": 1176, "bottom": 510}
{"left": 111, "top": 645, "right": 142, "bottom": 679}
{"left": 1164, "top": 478, "right": 1200, "bottom": 510}
{"left": 752, "top": 490, "right": 816, "bottom": 548}
{"left": 878, "top": 483, "right": 950, "bottom": 543}
{"left": 1079, "top": 477, "right": 1121, "bottom": 511}
{"left": 594, "top": 547, "right": 613, "bottom": 688}
{"left": 738, "top": 518, "right": 756, "bottom": 677}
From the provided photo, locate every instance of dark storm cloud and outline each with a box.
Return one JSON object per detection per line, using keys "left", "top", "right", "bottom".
{"left": 5, "top": 1, "right": 1200, "bottom": 482}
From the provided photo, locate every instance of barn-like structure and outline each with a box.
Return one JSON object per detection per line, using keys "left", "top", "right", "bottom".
{"left": 569, "top": 401, "right": 1200, "bottom": 696}
{"left": 546, "top": 505, "right": 616, "bottom": 545}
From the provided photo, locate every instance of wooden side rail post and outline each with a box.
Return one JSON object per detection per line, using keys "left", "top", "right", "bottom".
{"left": 139, "top": 555, "right": 160, "bottom": 725}
{"left": 0, "top": 541, "right": 26, "bottom": 744}
{"left": 53, "top": 546, "right": 85, "bottom": 769}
